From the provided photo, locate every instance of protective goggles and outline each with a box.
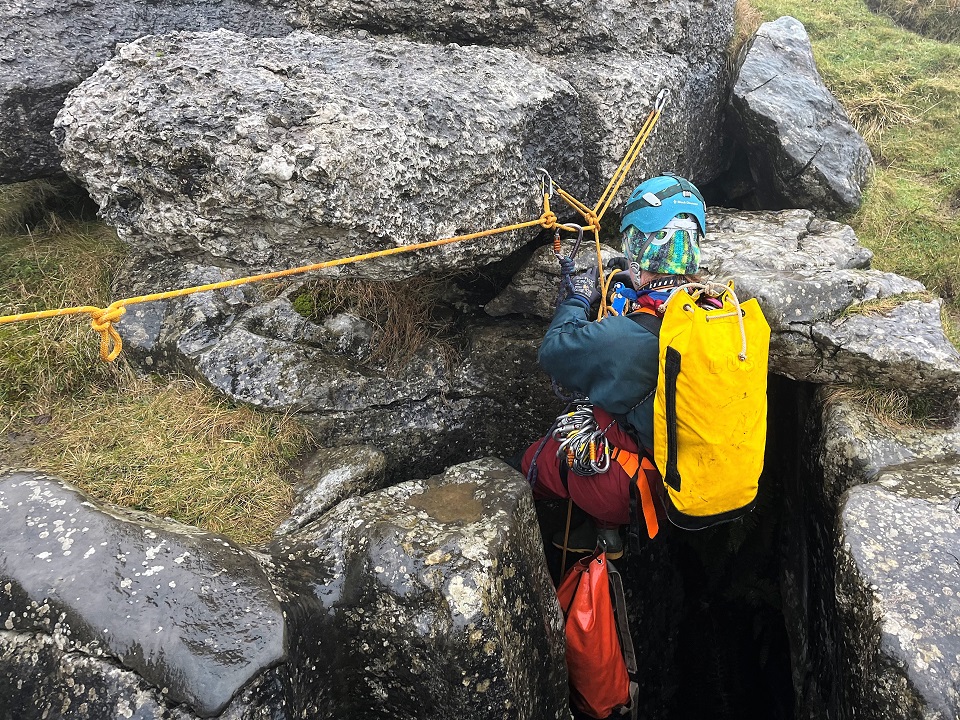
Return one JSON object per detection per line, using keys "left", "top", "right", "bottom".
{"left": 622, "top": 214, "right": 701, "bottom": 275}
{"left": 622, "top": 215, "right": 700, "bottom": 259}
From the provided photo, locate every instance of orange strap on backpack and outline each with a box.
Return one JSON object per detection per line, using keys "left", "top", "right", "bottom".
{"left": 610, "top": 447, "right": 660, "bottom": 540}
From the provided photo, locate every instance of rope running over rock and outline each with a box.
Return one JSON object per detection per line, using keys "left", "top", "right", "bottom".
{"left": 0, "top": 91, "right": 669, "bottom": 362}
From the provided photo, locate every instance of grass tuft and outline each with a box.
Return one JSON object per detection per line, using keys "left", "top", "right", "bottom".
{"left": 825, "top": 385, "right": 956, "bottom": 429}
{"left": 840, "top": 291, "right": 934, "bottom": 317}
{"left": 294, "top": 276, "right": 459, "bottom": 370}
{"left": 730, "top": 0, "right": 766, "bottom": 67}
{"left": 844, "top": 93, "right": 917, "bottom": 143}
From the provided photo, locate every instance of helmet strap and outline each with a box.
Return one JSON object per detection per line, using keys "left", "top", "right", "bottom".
{"left": 637, "top": 274, "right": 689, "bottom": 293}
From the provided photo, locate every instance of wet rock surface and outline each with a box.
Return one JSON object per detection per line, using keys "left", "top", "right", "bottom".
{"left": 727, "top": 16, "right": 873, "bottom": 215}
{"left": 267, "top": 456, "right": 568, "bottom": 719}
{"left": 0, "top": 471, "right": 286, "bottom": 717}
{"left": 275, "top": 444, "right": 387, "bottom": 537}
{"left": 0, "top": 461, "right": 567, "bottom": 719}
{"left": 0, "top": 0, "right": 294, "bottom": 183}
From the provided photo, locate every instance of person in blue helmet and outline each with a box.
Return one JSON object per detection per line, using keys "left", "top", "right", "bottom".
{"left": 520, "top": 174, "right": 708, "bottom": 559}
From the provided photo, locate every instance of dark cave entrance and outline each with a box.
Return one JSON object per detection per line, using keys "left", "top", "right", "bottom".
{"left": 535, "top": 374, "right": 819, "bottom": 720}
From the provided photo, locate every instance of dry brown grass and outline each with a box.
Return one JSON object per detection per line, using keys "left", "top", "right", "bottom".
{"left": 730, "top": 0, "right": 766, "bottom": 70}
{"left": 839, "top": 292, "right": 934, "bottom": 318}
{"left": 825, "top": 385, "right": 956, "bottom": 429}
{"left": 293, "top": 275, "right": 459, "bottom": 370}
{"left": 844, "top": 93, "right": 918, "bottom": 144}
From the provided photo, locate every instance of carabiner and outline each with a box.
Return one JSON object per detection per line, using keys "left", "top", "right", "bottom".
{"left": 654, "top": 88, "right": 670, "bottom": 112}
{"left": 536, "top": 167, "right": 555, "bottom": 199}
{"left": 565, "top": 223, "right": 585, "bottom": 259}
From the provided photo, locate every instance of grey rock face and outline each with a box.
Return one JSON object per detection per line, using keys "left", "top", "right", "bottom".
{"left": 0, "top": 0, "right": 294, "bottom": 183}
{"left": 0, "top": 471, "right": 286, "bottom": 718}
{"left": 820, "top": 396, "right": 960, "bottom": 719}
{"left": 267, "top": 457, "right": 568, "bottom": 719}
{"left": 55, "top": 31, "right": 586, "bottom": 280}
{"left": 543, "top": 51, "right": 731, "bottom": 200}
{"left": 275, "top": 444, "right": 388, "bottom": 536}
{"left": 290, "top": 0, "right": 728, "bottom": 59}
{"left": 728, "top": 16, "right": 873, "bottom": 215}
{"left": 703, "top": 208, "right": 960, "bottom": 395}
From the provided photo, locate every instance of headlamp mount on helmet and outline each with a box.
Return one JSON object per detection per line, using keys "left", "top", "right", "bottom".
{"left": 619, "top": 174, "right": 706, "bottom": 236}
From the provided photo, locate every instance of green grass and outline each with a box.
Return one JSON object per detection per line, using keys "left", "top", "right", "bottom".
{"left": 0, "top": 183, "right": 310, "bottom": 545}
{"left": 865, "top": 0, "right": 960, "bottom": 44}
{"left": 746, "top": 0, "right": 960, "bottom": 328}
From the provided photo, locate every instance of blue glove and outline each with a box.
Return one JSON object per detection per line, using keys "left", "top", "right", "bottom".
{"left": 568, "top": 266, "right": 600, "bottom": 306}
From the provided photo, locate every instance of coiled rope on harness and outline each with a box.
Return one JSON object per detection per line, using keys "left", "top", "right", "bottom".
{"left": 0, "top": 90, "right": 669, "bottom": 363}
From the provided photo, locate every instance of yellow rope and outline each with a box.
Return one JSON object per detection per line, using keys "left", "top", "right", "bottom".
{"left": 0, "top": 215, "right": 552, "bottom": 361}
{"left": 0, "top": 93, "right": 667, "bottom": 362}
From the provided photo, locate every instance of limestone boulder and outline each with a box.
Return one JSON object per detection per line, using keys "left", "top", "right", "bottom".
{"left": 726, "top": 17, "right": 873, "bottom": 215}
{"left": 266, "top": 457, "right": 568, "bottom": 719}
{"left": 55, "top": 31, "right": 587, "bottom": 280}
{"left": 290, "top": 0, "right": 729, "bottom": 58}
{"left": 0, "top": 0, "right": 294, "bottom": 183}
{"left": 819, "top": 395, "right": 960, "bottom": 719}
{"left": 0, "top": 471, "right": 286, "bottom": 718}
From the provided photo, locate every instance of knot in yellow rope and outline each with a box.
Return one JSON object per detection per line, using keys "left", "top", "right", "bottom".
{"left": 583, "top": 211, "right": 601, "bottom": 235}
{"left": 540, "top": 211, "right": 558, "bottom": 229}
{"left": 89, "top": 304, "right": 127, "bottom": 362}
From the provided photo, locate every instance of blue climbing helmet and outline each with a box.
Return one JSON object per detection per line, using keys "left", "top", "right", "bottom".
{"left": 619, "top": 174, "right": 706, "bottom": 275}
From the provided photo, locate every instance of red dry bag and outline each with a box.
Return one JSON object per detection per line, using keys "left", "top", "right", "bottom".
{"left": 556, "top": 549, "right": 631, "bottom": 718}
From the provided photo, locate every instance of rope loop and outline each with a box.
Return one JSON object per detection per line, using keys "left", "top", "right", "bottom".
{"left": 540, "top": 210, "right": 559, "bottom": 229}
{"left": 89, "top": 305, "right": 127, "bottom": 361}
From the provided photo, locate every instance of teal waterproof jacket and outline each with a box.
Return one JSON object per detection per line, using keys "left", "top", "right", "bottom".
{"left": 538, "top": 297, "right": 659, "bottom": 451}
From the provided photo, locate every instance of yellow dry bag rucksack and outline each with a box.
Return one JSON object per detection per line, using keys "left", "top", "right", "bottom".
{"left": 645, "top": 282, "right": 770, "bottom": 529}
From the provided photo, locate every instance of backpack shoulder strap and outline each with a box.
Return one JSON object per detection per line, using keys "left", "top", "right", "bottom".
{"left": 627, "top": 309, "right": 661, "bottom": 337}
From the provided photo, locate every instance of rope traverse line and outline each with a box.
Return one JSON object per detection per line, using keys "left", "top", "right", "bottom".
{"left": 0, "top": 94, "right": 668, "bottom": 362}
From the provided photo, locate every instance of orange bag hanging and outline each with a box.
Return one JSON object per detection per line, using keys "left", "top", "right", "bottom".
{"left": 556, "top": 550, "right": 631, "bottom": 718}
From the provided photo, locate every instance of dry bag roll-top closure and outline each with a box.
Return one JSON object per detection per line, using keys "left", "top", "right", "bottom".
{"left": 652, "top": 282, "right": 771, "bottom": 529}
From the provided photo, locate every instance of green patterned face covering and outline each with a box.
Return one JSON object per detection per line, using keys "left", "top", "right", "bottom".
{"left": 621, "top": 214, "right": 700, "bottom": 275}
